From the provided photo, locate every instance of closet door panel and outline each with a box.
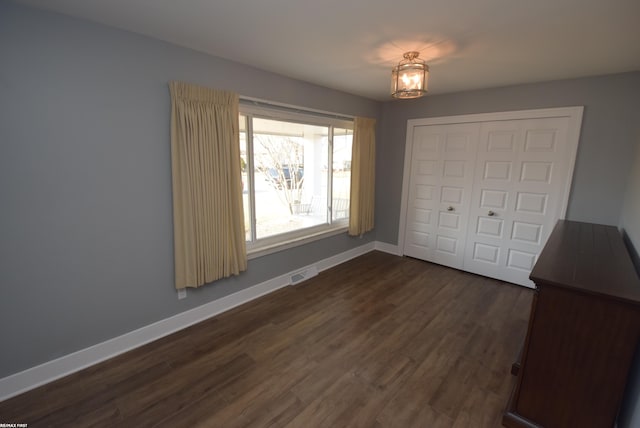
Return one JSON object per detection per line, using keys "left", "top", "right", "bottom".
{"left": 463, "top": 117, "right": 572, "bottom": 287}
{"left": 403, "top": 123, "right": 479, "bottom": 269}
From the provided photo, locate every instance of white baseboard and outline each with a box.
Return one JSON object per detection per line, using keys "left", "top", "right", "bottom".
{"left": 0, "top": 241, "right": 380, "bottom": 402}
{"left": 318, "top": 241, "right": 376, "bottom": 271}
{"left": 375, "top": 241, "right": 402, "bottom": 256}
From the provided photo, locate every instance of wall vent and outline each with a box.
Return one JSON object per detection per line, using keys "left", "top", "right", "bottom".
{"left": 289, "top": 266, "right": 318, "bottom": 285}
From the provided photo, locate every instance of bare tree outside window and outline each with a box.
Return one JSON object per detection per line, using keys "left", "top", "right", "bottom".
{"left": 254, "top": 135, "right": 305, "bottom": 215}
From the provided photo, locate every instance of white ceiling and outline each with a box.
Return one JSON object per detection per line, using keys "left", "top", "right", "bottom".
{"left": 13, "top": 0, "right": 640, "bottom": 100}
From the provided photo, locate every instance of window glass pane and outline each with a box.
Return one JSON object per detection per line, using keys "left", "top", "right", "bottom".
{"left": 239, "top": 115, "right": 251, "bottom": 241}
{"left": 252, "top": 118, "right": 328, "bottom": 239}
{"left": 332, "top": 128, "right": 353, "bottom": 221}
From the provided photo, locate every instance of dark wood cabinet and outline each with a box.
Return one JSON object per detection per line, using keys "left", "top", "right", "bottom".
{"left": 503, "top": 220, "right": 640, "bottom": 428}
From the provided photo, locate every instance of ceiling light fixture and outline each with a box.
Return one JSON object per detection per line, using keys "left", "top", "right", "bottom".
{"left": 391, "top": 51, "right": 429, "bottom": 99}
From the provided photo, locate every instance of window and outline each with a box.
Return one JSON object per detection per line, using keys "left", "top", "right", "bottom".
{"left": 239, "top": 104, "right": 353, "bottom": 254}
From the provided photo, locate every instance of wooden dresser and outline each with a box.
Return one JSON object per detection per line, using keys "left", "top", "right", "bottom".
{"left": 503, "top": 220, "right": 640, "bottom": 428}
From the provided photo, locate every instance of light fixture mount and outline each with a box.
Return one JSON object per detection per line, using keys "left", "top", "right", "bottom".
{"left": 403, "top": 51, "right": 420, "bottom": 61}
{"left": 391, "top": 51, "right": 429, "bottom": 99}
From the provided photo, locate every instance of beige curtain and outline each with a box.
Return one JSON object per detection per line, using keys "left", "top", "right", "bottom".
{"left": 349, "top": 117, "right": 376, "bottom": 236}
{"left": 169, "top": 81, "right": 247, "bottom": 289}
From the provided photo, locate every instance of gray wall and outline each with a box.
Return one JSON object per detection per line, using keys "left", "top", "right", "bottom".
{"left": 618, "top": 127, "right": 640, "bottom": 428}
{"left": 376, "top": 72, "right": 640, "bottom": 245}
{"left": 620, "top": 134, "right": 640, "bottom": 272}
{"left": 0, "top": 2, "right": 379, "bottom": 378}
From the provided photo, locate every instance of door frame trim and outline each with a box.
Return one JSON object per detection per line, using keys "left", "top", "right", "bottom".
{"left": 398, "top": 106, "right": 584, "bottom": 259}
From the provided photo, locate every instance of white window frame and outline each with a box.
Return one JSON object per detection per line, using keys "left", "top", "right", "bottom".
{"left": 240, "top": 102, "right": 354, "bottom": 259}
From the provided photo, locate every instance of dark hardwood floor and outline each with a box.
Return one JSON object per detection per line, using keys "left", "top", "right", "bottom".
{"left": 0, "top": 251, "right": 533, "bottom": 427}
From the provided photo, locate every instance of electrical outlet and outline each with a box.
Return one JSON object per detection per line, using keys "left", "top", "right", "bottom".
{"left": 177, "top": 288, "right": 187, "bottom": 300}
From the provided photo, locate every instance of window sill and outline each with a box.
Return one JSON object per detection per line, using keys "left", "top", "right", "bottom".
{"left": 247, "top": 224, "right": 349, "bottom": 260}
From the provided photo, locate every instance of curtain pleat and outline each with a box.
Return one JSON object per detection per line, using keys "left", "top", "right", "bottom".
{"left": 169, "top": 81, "right": 247, "bottom": 289}
{"left": 349, "top": 117, "right": 376, "bottom": 236}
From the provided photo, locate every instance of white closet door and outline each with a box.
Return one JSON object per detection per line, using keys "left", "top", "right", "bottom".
{"left": 403, "top": 123, "right": 479, "bottom": 269}
{"left": 463, "top": 117, "right": 573, "bottom": 287}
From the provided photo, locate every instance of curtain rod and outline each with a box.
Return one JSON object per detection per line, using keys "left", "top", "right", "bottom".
{"left": 239, "top": 95, "right": 356, "bottom": 121}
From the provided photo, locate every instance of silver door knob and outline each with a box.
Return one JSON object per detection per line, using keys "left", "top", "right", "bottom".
{"left": 447, "top": 206, "right": 454, "bottom": 211}
{"left": 488, "top": 210, "right": 495, "bottom": 216}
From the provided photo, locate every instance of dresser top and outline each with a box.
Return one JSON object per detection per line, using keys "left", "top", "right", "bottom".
{"left": 530, "top": 220, "right": 640, "bottom": 304}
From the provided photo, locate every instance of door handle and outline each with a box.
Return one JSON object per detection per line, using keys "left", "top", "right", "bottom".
{"left": 488, "top": 210, "right": 496, "bottom": 217}
{"left": 447, "top": 206, "right": 455, "bottom": 212}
